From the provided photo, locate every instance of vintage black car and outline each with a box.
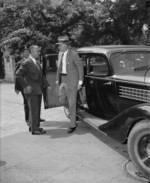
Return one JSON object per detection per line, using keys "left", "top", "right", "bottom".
{"left": 43, "top": 45, "right": 150, "bottom": 179}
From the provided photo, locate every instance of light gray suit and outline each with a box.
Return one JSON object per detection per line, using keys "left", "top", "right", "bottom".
{"left": 56, "top": 49, "right": 83, "bottom": 127}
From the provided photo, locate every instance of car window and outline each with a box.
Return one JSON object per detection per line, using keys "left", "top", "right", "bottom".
{"left": 110, "top": 52, "right": 150, "bottom": 74}
{"left": 79, "top": 54, "right": 87, "bottom": 67}
{"left": 88, "top": 55, "right": 109, "bottom": 76}
{"left": 80, "top": 54, "right": 87, "bottom": 62}
{"left": 45, "top": 54, "right": 58, "bottom": 73}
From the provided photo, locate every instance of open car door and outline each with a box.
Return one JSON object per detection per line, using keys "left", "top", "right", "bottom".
{"left": 42, "top": 53, "right": 62, "bottom": 109}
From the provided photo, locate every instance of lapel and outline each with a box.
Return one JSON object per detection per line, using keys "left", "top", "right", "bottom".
{"left": 29, "top": 58, "right": 42, "bottom": 77}
{"left": 58, "top": 52, "right": 63, "bottom": 70}
{"left": 36, "top": 61, "right": 42, "bottom": 72}
{"left": 66, "top": 49, "right": 71, "bottom": 64}
{"left": 28, "top": 58, "right": 36, "bottom": 69}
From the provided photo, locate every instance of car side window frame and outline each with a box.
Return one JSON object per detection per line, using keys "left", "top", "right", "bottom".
{"left": 87, "top": 53, "right": 111, "bottom": 77}
{"left": 44, "top": 53, "right": 58, "bottom": 74}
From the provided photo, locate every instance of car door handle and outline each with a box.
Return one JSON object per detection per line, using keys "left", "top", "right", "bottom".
{"left": 90, "top": 80, "right": 94, "bottom": 85}
{"left": 104, "top": 81, "right": 111, "bottom": 85}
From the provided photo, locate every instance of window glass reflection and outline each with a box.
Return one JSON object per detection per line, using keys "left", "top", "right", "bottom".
{"left": 110, "top": 52, "right": 150, "bottom": 74}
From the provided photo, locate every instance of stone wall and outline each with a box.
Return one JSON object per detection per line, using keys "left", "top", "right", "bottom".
{"left": 3, "top": 55, "right": 15, "bottom": 82}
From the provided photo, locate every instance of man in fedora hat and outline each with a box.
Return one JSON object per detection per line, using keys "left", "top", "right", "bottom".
{"left": 56, "top": 35, "right": 83, "bottom": 134}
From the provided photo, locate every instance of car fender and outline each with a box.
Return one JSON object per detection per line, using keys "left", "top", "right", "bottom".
{"left": 98, "top": 103, "right": 150, "bottom": 144}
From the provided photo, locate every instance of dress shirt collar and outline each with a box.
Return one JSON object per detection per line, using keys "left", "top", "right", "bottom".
{"left": 29, "top": 55, "right": 37, "bottom": 64}
{"left": 63, "top": 49, "right": 68, "bottom": 56}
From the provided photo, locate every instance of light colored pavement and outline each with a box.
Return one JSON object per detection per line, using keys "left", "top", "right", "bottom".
{"left": 0, "top": 83, "right": 142, "bottom": 183}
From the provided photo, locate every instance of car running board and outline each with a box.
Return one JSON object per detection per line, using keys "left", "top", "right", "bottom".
{"left": 77, "top": 109, "right": 108, "bottom": 132}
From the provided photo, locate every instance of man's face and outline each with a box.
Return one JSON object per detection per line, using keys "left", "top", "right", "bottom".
{"left": 31, "top": 46, "right": 41, "bottom": 59}
{"left": 58, "top": 42, "right": 68, "bottom": 52}
{"left": 23, "top": 50, "right": 29, "bottom": 59}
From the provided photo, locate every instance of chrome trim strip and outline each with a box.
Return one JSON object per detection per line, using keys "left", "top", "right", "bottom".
{"left": 85, "top": 75, "right": 148, "bottom": 86}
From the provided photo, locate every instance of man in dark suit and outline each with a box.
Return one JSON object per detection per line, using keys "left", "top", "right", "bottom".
{"left": 15, "top": 47, "right": 30, "bottom": 125}
{"left": 16, "top": 45, "right": 50, "bottom": 135}
{"left": 56, "top": 36, "right": 83, "bottom": 134}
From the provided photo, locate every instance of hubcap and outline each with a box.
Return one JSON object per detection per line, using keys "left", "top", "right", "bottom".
{"left": 138, "top": 134, "right": 150, "bottom": 168}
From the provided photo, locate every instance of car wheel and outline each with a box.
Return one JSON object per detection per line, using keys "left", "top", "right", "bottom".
{"left": 128, "top": 120, "right": 150, "bottom": 179}
{"left": 64, "top": 106, "right": 70, "bottom": 119}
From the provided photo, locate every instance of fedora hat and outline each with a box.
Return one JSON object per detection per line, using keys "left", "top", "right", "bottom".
{"left": 56, "top": 36, "right": 69, "bottom": 45}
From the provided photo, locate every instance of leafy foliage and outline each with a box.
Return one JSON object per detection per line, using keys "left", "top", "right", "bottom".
{"left": 0, "top": 0, "right": 149, "bottom": 55}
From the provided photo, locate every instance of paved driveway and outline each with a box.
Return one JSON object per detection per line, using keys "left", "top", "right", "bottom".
{"left": 0, "top": 83, "right": 141, "bottom": 183}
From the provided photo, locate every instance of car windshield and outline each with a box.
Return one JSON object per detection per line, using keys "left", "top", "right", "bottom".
{"left": 110, "top": 52, "right": 150, "bottom": 74}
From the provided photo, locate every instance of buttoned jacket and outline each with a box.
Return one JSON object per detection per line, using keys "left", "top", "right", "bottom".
{"left": 16, "top": 57, "right": 49, "bottom": 95}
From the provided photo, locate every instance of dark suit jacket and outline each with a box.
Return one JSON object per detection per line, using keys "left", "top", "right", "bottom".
{"left": 15, "top": 59, "right": 25, "bottom": 92}
{"left": 16, "top": 57, "right": 49, "bottom": 95}
{"left": 56, "top": 49, "right": 83, "bottom": 88}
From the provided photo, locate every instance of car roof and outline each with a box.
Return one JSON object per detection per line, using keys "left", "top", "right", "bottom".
{"left": 77, "top": 45, "right": 150, "bottom": 55}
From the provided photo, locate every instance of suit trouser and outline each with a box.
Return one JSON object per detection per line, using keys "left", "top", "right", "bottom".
{"left": 59, "top": 76, "right": 77, "bottom": 128}
{"left": 21, "top": 90, "right": 29, "bottom": 123}
{"left": 25, "top": 94, "right": 42, "bottom": 131}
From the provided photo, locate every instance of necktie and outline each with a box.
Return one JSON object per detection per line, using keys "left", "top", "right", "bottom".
{"left": 61, "top": 53, "right": 67, "bottom": 74}
{"left": 59, "top": 53, "right": 64, "bottom": 73}
{"left": 35, "top": 61, "right": 41, "bottom": 71}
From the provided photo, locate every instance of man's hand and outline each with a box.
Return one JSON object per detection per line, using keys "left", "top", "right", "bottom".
{"left": 15, "top": 90, "right": 19, "bottom": 94}
{"left": 77, "top": 84, "right": 82, "bottom": 91}
{"left": 24, "top": 86, "right": 32, "bottom": 94}
{"left": 77, "top": 81, "right": 83, "bottom": 91}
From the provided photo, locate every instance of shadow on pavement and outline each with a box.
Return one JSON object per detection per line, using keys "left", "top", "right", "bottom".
{"left": 42, "top": 120, "right": 68, "bottom": 128}
{"left": 43, "top": 121, "right": 90, "bottom": 138}
{"left": 41, "top": 120, "right": 128, "bottom": 159}
{"left": 0, "top": 160, "right": 7, "bottom": 167}
{"left": 86, "top": 124, "right": 129, "bottom": 159}
{"left": 1, "top": 120, "right": 129, "bottom": 161}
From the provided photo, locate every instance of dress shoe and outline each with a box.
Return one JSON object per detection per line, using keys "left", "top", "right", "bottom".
{"left": 29, "top": 126, "right": 31, "bottom": 132}
{"left": 40, "top": 118, "right": 45, "bottom": 122}
{"left": 39, "top": 128, "right": 44, "bottom": 132}
{"left": 29, "top": 127, "right": 43, "bottom": 132}
{"left": 26, "top": 121, "right": 29, "bottom": 126}
{"left": 67, "top": 126, "right": 77, "bottom": 134}
{"left": 32, "top": 130, "right": 46, "bottom": 135}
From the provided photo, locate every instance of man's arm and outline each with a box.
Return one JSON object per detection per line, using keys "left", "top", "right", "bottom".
{"left": 56, "top": 52, "right": 63, "bottom": 85}
{"left": 14, "top": 61, "right": 24, "bottom": 93}
{"left": 15, "top": 60, "right": 22, "bottom": 73}
{"left": 16, "top": 61, "right": 32, "bottom": 94}
{"left": 16, "top": 61, "right": 28, "bottom": 89}
{"left": 73, "top": 51, "right": 84, "bottom": 84}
